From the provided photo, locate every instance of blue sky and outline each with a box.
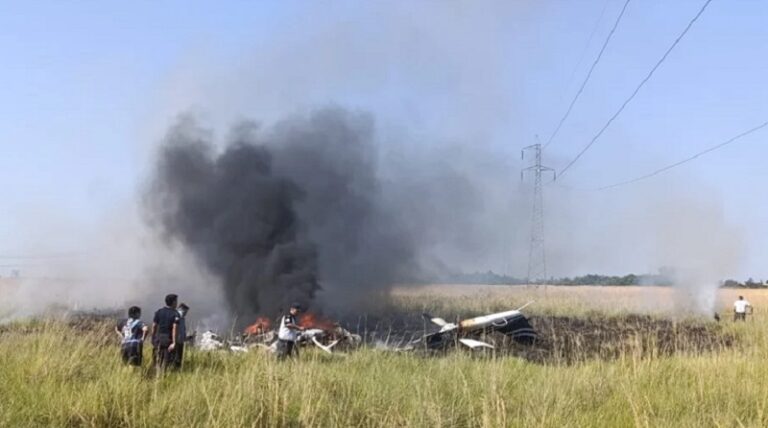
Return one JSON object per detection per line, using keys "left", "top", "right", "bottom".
{"left": 0, "top": 1, "right": 766, "bottom": 278}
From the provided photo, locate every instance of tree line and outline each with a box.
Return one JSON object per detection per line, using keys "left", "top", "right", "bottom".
{"left": 425, "top": 270, "right": 766, "bottom": 288}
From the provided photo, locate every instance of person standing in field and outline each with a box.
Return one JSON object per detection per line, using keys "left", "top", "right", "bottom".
{"left": 276, "top": 303, "right": 305, "bottom": 360}
{"left": 115, "top": 306, "right": 148, "bottom": 366}
{"left": 734, "top": 296, "right": 752, "bottom": 321}
{"left": 151, "top": 293, "right": 180, "bottom": 370}
{"left": 173, "top": 303, "right": 190, "bottom": 369}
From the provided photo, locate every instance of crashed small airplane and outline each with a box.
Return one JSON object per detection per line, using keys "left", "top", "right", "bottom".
{"left": 196, "top": 306, "right": 536, "bottom": 355}
{"left": 412, "top": 304, "right": 537, "bottom": 351}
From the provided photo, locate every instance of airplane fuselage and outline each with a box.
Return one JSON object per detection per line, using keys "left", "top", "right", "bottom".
{"left": 458, "top": 309, "right": 523, "bottom": 332}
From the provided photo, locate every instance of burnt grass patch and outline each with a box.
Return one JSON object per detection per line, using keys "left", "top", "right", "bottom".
{"left": 339, "top": 311, "right": 735, "bottom": 364}
{"left": 508, "top": 314, "right": 735, "bottom": 364}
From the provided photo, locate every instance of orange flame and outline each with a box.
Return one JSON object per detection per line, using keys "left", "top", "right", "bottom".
{"left": 298, "top": 312, "right": 337, "bottom": 330}
{"left": 244, "top": 317, "right": 272, "bottom": 335}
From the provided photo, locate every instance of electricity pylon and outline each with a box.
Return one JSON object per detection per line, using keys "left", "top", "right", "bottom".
{"left": 522, "top": 141, "right": 555, "bottom": 288}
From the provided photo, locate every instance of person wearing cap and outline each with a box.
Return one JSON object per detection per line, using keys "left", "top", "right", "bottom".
{"left": 173, "top": 303, "right": 190, "bottom": 369}
{"left": 276, "top": 303, "right": 305, "bottom": 359}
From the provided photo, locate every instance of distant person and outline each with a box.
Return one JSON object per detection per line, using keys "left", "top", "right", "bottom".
{"left": 734, "top": 296, "right": 752, "bottom": 321}
{"left": 116, "top": 306, "right": 148, "bottom": 366}
{"left": 173, "top": 303, "right": 190, "bottom": 369}
{"left": 276, "top": 303, "right": 305, "bottom": 360}
{"left": 152, "top": 293, "right": 180, "bottom": 370}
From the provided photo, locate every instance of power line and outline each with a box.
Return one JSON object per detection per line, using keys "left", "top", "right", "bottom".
{"left": 559, "top": 0, "right": 611, "bottom": 101}
{"left": 544, "top": 0, "right": 631, "bottom": 150}
{"left": 597, "top": 119, "right": 768, "bottom": 190}
{"left": 558, "top": 0, "right": 714, "bottom": 179}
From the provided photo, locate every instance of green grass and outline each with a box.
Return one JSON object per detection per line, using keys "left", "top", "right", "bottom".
{"left": 0, "top": 299, "right": 765, "bottom": 427}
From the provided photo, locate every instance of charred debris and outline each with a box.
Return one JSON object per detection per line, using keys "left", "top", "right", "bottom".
{"left": 189, "top": 309, "right": 732, "bottom": 364}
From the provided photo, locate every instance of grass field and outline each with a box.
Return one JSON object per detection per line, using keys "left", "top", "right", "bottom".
{"left": 1, "top": 285, "right": 766, "bottom": 427}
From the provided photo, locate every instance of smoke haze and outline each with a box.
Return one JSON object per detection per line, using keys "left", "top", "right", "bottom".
{"left": 0, "top": 2, "right": 753, "bottom": 322}
{"left": 146, "top": 108, "right": 423, "bottom": 319}
{"left": 145, "top": 107, "right": 525, "bottom": 319}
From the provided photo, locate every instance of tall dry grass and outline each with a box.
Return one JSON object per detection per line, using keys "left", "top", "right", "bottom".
{"left": 0, "top": 286, "right": 766, "bottom": 427}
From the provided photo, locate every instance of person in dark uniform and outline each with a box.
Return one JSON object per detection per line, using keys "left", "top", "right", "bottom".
{"left": 151, "top": 294, "right": 180, "bottom": 370}
{"left": 115, "top": 306, "right": 148, "bottom": 366}
{"left": 276, "top": 303, "right": 305, "bottom": 360}
{"left": 173, "top": 303, "right": 190, "bottom": 369}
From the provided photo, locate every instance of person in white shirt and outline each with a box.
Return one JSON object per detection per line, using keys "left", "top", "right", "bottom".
{"left": 734, "top": 296, "right": 752, "bottom": 321}
{"left": 276, "top": 303, "right": 305, "bottom": 359}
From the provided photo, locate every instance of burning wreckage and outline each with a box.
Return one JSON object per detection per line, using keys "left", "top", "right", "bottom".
{"left": 198, "top": 313, "right": 363, "bottom": 355}
{"left": 195, "top": 305, "right": 537, "bottom": 355}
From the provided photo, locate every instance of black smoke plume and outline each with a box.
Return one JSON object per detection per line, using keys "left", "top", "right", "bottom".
{"left": 145, "top": 108, "right": 416, "bottom": 319}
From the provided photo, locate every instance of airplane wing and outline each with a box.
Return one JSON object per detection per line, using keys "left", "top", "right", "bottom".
{"left": 311, "top": 336, "right": 340, "bottom": 354}
{"left": 458, "top": 338, "right": 494, "bottom": 349}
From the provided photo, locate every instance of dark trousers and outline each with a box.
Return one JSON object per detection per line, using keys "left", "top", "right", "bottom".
{"left": 734, "top": 312, "right": 747, "bottom": 321}
{"left": 153, "top": 346, "right": 175, "bottom": 369}
{"left": 276, "top": 339, "right": 299, "bottom": 359}
{"left": 173, "top": 343, "right": 185, "bottom": 369}
{"left": 121, "top": 342, "right": 143, "bottom": 366}
{"left": 153, "top": 334, "right": 176, "bottom": 370}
